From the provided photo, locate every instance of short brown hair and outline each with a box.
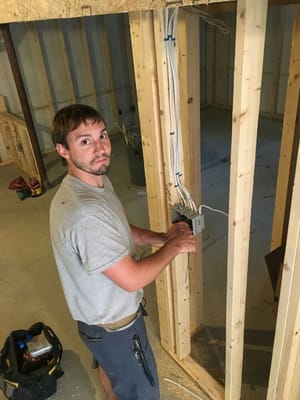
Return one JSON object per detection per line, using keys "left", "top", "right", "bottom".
{"left": 51, "top": 104, "right": 104, "bottom": 148}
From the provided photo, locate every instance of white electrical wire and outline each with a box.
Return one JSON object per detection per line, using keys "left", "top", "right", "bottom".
{"left": 188, "top": 6, "right": 230, "bottom": 35}
{"left": 164, "top": 8, "right": 197, "bottom": 212}
{"left": 163, "top": 9, "right": 230, "bottom": 222}
{"left": 199, "top": 204, "right": 228, "bottom": 217}
{"left": 163, "top": 377, "right": 206, "bottom": 400}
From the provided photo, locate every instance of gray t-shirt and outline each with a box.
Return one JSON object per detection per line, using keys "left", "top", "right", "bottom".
{"left": 50, "top": 174, "right": 143, "bottom": 325}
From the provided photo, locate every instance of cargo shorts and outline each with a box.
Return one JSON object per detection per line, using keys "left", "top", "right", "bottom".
{"left": 77, "top": 308, "right": 160, "bottom": 400}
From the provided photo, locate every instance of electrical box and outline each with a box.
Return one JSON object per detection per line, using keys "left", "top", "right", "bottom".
{"left": 171, "top": 203, "right": 205, "bottom": 235}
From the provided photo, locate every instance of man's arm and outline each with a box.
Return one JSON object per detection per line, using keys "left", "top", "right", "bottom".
{"left": 130, "top": 221, "right": 191, "bottom": 246}
{"left": 103, "top": 227, "right": 196, "bottom": 292}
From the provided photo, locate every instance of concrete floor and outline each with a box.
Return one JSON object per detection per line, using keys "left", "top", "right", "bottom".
{"left": 0, "top": 107, "right": 282, "bottom": 399}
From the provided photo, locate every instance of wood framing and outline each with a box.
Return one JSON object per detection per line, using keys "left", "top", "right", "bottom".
{"left": 0, "top": 0, "right": 233, "bottom": 24}
{"left": 130, "top": 8, "right": 223, "bottom": 399}
{"left": 266, "top": 7, "right": 300, "bottom": 400}
{"left": 1, "top": 1, "right": 300, "bottom": 400}
{"left": 0, "top": 96, "right": 40, "bottom": 180}
{"left": 2, "top": 0, "right": 299, "bottom": 25}
{"left": 177, "top": 9, "right": 203, "bottom": 332}
{"left": 267, "top": 97, "right": 300, "bottom": 400}
{"left": 271, "top": 4, "right": 300, "bottom": 251}
{"left": 226, "top": 1, "right": 268, "bottom": 399}
{"left": 129, "top": 10, "right": 176, "bottom": 354}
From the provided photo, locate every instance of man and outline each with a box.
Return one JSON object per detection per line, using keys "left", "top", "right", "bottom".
{"left": 50, "top": 104, "right": 197, "bottom": 400}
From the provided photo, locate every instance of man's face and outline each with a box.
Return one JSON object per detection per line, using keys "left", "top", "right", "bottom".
{"left": 57, "top": 119, "right": 112, "bottom": 176}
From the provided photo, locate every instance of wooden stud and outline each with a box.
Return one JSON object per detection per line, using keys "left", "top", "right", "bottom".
{"left": 177, "top": 9, "right": 204, "bottom": 332}
{"left": 267, "top": 96, "right": 300, "bottom": 400}
{"left": 225, "top": 1, "right": 268, "bottom": 399}
{"left": 130, "top": 11, "right": 224, "bottom": 399}
{"left": 271, "top": 5, "right": 300, "bottom": 251}
{"left": 152, "top": 8, "right": 192, "bottom": 360}
{"left": 129, "top": 10, "right": 175, "bottom": 353}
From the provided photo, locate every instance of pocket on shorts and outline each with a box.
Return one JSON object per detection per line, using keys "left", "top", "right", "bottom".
{"left": 77, "top": 321, "right": 104, "bottom": 342}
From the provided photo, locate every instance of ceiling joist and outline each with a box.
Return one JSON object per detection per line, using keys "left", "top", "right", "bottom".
{"left": 0, "top": 0, "right": 232, "bottom": 24}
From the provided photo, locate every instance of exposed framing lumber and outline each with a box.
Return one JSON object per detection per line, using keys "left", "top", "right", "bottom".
{"left": 129, "top": 10, "right": 175, "bottom": 354}
{"left": 226, "top": 1, "right": 268, "bottom": 400}
{"left": 153, "top": 9, "right": 191, "bottom": 360}
{"left": 0, "top": 1, "right": 234, "bottom": 24}
{"left": 271, "top": 4, "right": 300, "bottom": 251}
{"left": 267, "top": 100, "right": 300, "bottom": 400}
{"left": 0, "top": 96, "right": 40, "bottom": 180}
{"left": 177, "top": 9, "right": 204, "bottom": 332}
{"left": 129, "top": 8, "right": 194, "bottom": 360}
{"left": 2, "top": 0, "right": 300, "bottom": 25}
{"left": 0, "top": 24, "right": 47, "bottom": 183}
{"left": 129, "top": 8, "right": 224, "bottom": 399}
{"left": 1, "top": 1, "right": 300, "bottom": 399}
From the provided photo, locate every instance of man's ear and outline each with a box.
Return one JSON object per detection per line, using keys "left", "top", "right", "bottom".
{"left": 56, "top": 143, "right": 69, "bottom": 161}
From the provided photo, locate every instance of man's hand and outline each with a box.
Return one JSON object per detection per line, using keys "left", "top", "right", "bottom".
{"left": 166, "top": 228, "right": 197, "bottom": 254}
{"left": 164, "top": 221, "right": 192, "bottom": 242}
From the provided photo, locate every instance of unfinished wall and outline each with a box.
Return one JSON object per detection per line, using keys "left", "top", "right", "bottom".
{"left": 0, "top": 13, "right": 138, "bottom": 158}
{"left": 205, "top": 4, "right": 295, "bottom": 117}
{"left": 0, "top": 4, "right": 296, "bottom": 161}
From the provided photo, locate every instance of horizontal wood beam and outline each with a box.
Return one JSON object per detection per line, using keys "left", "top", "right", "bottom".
{"left": 1, "top": 0, "right": 297, "bottom": 23}
{"left": 0, "top": 0, "right": 233, "bottom": 24}
{"left": 196, "top": 0, "right": 300, "bottom": 13}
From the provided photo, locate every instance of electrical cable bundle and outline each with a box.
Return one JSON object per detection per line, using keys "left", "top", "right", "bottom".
{"left": 163, "top": 7, "right": 228, "bottom": 224}
{"left": 163, "top": 7, "right": 197, "bottom": 212}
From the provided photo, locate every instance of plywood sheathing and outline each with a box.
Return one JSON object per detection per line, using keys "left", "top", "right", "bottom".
{"left": 226, "top": 1, "right": 268, "bottom": 400}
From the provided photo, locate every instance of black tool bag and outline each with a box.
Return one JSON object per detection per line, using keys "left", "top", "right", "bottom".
{"left": 0, "top": 322, "right": 64, "bottom": 400}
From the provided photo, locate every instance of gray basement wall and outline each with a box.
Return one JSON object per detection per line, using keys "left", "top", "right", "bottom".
{"left": 0, "top": 4, "right": 296, "bottom": 161}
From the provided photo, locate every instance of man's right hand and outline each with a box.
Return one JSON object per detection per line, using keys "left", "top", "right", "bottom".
{"left": 166, "top": 229, "right": 197, "bottom": 254}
